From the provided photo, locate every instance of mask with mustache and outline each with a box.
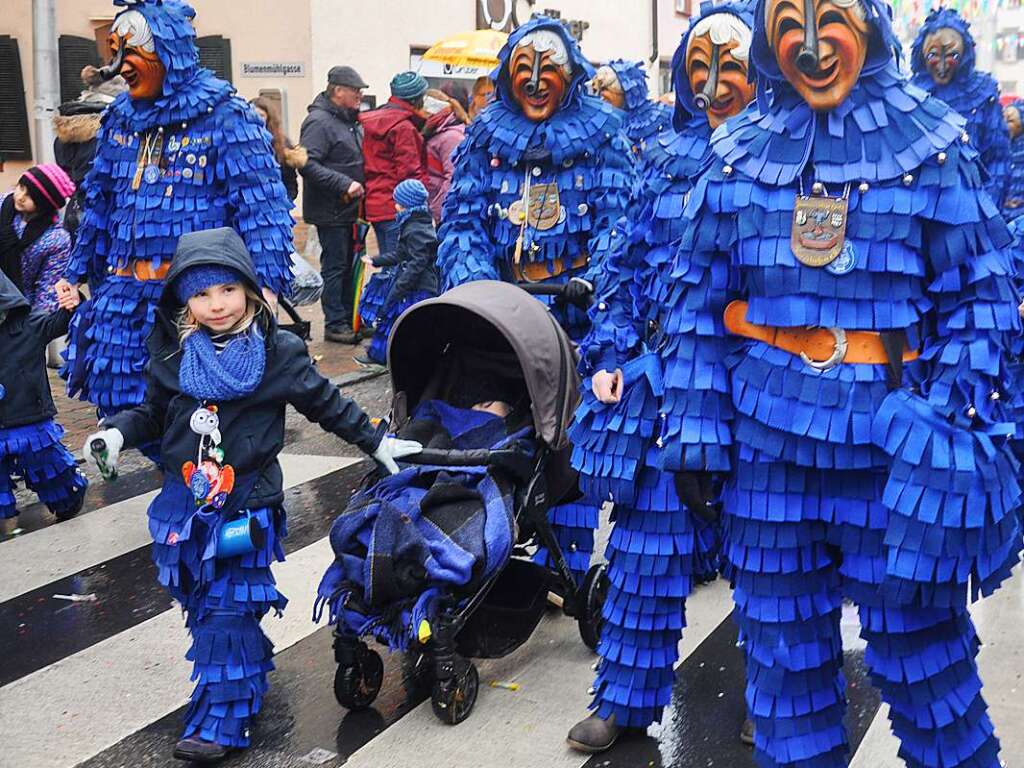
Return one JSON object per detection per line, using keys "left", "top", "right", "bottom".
{"left": 687, "top": 36, "right": 755, "bottom": 129}
{"left": 509, "top": 44, "right": 570, "bottom": 122}
{"left": 922, "top": 27, "right": 965, "bottom": 86}
{"left": 767, "top": 0, "right": 870, "bottom": 111}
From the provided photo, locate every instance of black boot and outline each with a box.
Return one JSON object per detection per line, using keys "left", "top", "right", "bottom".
{"left": 566, "top": 712, "right": 621, "bottom": 753}
{"left": 172, "top": 737, "right": 231, "bottom": 763}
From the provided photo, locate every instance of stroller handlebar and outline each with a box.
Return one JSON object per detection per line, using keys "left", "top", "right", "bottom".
{"left": 402, "top": 447, "right": 520, "bottom": 467}
{"left": 516, "top": 282, "right": 593, "bottom": 309}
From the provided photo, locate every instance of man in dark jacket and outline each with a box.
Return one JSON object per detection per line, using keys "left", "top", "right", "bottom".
{"left": 300, "top": 66, "right": 369, "bottom": 344}
{"left": 360, "top": 71, "right": 430, "bottom": 261}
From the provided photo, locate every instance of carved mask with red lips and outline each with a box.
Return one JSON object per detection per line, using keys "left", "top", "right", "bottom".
{"left": 767, "top": 0, "right": 870, "bottom": 111}
{"left": 509, "top": 37, "right": 571, "bottom": 122}
{"left": 108, "top": 10, "right": 166, "bottom": 100}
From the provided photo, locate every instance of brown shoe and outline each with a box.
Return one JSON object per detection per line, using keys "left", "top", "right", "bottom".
{"left": 567, "top": 712, "right": 621, "bottom": 753}
{"left": 325, "top": 327, "right": 358, "bottom": 344}
{"left": 740, "top": 717, "right": 755, "bottom": 746}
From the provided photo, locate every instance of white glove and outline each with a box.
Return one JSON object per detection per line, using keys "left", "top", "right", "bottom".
{"left": 83, "top": 428, "right": 124, "bottom": 478}
{"left": 373, "top": 436, "right": 423, "bottom": 475}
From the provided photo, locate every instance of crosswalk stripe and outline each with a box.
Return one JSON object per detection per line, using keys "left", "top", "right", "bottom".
{"left": 0, "top": 535, "right": 336, "bottom": 768}
{"left": 0, "top": 453, "right": 356, "bottom": 604}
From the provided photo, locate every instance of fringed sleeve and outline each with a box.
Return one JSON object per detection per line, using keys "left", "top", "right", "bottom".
{"left": 871, "top": 145, "right": 1023, "bottom": 607}
{"left": 653, "top": 168, "right": 736, "bottom": 474}
{"left": 216, "top": 99, "right": 295, "bottom": 296}
{"left": 436, "top": 140, "right": 500, "bottom": 290}
{"left": 66, "top": 114, "right": 118, "bottom": 286}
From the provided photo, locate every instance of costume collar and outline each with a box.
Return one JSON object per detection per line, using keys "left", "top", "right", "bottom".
{"left": 712, "top": 64, "right": 967, "bottom": 185}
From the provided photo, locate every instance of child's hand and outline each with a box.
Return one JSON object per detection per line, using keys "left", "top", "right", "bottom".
{"left": 57, "top": 288, "right": 81, "bottom": 311}
{"left": 54, "top": 279, "right": 77, "bottom": 300}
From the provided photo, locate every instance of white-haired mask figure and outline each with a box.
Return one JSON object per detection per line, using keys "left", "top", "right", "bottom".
{"left": 685, "top": 12, "right": 755, "bottom": 127}
{"left": 101, "top": 8, "right": 165, "bottom": 99}
{"left": 510, "top": 28, "right": 575, "bottom": 121}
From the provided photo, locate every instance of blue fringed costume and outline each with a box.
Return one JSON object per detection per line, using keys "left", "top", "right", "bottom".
{"left": 569, "top": 1, "right": 755, "bottom": 732}
{"left": 438, "top": 17, "right": 634, "bottom": 583}
{"left": 910, "top": 9, "right": 1010, "bottom": 207}
{"left": 0, "top": 274, "right": 87, "bottom": 526}
{"left": 602, "top": 59, "right": 673, "bottom": 175}
{"left": 1001, "top": 99, "right": 1024, "bottom": 222}
{"left": 62, "top": 0, "right": 294, "bottom": 434}
{"left": 645, "top": 0, "right": 1023, "bottom": 763}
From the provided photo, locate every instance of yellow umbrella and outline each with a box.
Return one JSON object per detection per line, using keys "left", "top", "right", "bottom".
{"left": 420, "top": 29, "right": 508, "bottom": 78}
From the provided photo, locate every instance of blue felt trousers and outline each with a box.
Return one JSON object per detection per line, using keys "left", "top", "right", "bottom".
{"left": 0, "top": 420, "right": 87, "bottom": 519}
{"left": 725, "top": 453, "right": 1001, "bottom": 768}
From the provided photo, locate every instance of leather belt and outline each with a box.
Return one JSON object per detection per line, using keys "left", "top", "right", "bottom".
{"left": 512, "top": 252, "right": 589, "bottom": 283}
{"left": 113, "top": 261, "right": 172, "bottom": 281}
{"left": 723, "top": 301, "right": 919, "bottom": 369}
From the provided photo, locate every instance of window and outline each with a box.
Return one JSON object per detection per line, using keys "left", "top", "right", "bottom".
{"left": 197, "top": 35, "right": 233, "bottom": 83}
{"left": 59, "top": 35, "right": 102, "bottom": 104}
{"left": 0, "top": 36, "right": 31, "bottom": 161}
{"left": 659, "top": 58, "right": 674, "bottom": 98}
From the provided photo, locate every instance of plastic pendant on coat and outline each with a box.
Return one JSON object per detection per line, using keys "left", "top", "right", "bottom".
{"left": 182, "top": 404, "right": 236, "bottom": 509}
{"left": 825, "top": 240, "right": 857, "bottom": 275}
{"left": 216, "top": 512, "right": 266, "bottom": 558}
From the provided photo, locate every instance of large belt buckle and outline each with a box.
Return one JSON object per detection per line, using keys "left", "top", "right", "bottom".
{"left": 800, "top": 327, "right": 848, "bottom": 372}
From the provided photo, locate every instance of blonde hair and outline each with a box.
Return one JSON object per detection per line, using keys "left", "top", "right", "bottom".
{"left": 176, "top": 283, "right": 268, "bottom": 344}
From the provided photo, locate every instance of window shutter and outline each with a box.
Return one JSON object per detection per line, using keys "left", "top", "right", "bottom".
{"left": 196, "top": 35, "right": 233, "bottom": 84}
{"left": 59, "top": 35, "right": 102, "bottom": 104}
{"left": 0, "top": 36, "right": 31, "bottom": 161}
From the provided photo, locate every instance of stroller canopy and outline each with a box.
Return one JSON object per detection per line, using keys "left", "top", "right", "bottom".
{"left": 388, "top": 281, "right": 581, "bottom": 450}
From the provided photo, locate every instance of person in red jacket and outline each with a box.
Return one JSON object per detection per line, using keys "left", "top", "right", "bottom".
{"left": 359, "top": 71, "right": 430, "bottom": 257}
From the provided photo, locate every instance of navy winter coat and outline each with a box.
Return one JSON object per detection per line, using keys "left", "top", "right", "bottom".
{"left": 105, "top": 228, "right": 381, "bottom": 509}
{"left": 0, "top": 272, "right": 70, "bottom": 429}
{"left": 371, "top": 209, "right": 439, "bottom": 305}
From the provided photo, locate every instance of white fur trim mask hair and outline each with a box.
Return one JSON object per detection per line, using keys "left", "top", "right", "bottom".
{"left": 686, "top": 13, "right": 753, "bottom": 62}
{"left": 112, "top": 10, "right": 156, "bottom": 53}
{"left": 514, "top": 29, "right": 574, "bottom": 79}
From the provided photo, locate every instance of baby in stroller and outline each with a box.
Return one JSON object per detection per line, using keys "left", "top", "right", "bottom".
{"left": 314, "top": 281, "right": 606, "bottom": 725}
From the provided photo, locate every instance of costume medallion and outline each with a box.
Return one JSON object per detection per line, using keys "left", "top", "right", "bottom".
{"left": 791, "top": 193, "right": 849, "bottom": 267}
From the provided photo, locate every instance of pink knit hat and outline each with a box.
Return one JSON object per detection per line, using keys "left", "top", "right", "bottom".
{"left": 19, "top": 163, "right": 76, "bottom": 213}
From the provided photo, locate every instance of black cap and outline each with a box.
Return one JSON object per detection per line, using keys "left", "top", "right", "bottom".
{"left": 328, "top": 65, "right": 369, "bottom": 89}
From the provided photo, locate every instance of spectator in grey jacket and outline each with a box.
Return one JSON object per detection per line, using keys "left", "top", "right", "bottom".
{"left": 299, "top": 66, "right": 368, "bottom": 344}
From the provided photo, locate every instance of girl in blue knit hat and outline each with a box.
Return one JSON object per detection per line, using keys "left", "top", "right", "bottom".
{"left": 84, "top": 227, "right": 420, "bottom": 763}
{"left": 356, "top": 178, "right": 439, "bottom": 368}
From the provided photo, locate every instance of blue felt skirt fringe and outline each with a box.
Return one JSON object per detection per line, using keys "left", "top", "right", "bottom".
{"left": 147, "top": 481, "right": 287, "bottom": 747}
{"left": 0, "top": 419, "right": 87, "bottom": 518}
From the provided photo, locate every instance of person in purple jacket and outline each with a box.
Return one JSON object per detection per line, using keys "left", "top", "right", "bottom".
{"left": 0, "top": 164, "right": 77, "bottom": 313}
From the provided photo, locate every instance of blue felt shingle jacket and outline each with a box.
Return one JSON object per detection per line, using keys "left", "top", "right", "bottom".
{"left": 63, "top": 0, "right": 294, "bottom": 420}
{"left": 437, "top": 18, "right": 633, "bottom": 340}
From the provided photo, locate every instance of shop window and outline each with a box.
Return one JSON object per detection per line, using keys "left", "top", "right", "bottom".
{"left": 59, "top": 35, "right": 102, "bottom": 104}
{"left": 197, "top": 35, "right": 233, "bottom": 83}
{"left": 0, "top": 36, "right": 31, "bottom": 161}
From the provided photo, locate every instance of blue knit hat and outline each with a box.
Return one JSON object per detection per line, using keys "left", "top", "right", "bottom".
{"left": 391, "top": 71, "right": 428, "bottom": 101}
{"left": 174, "top": 264, "right": 246, "bottom": 303}
{"left": 394, "top": 179, "right": 428, "bottom": 209}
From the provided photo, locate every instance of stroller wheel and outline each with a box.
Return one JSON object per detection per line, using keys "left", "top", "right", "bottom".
{"left": 333, "top": 646, "right": 384, "bottom": 710}
{"left": 577, "top": 563, "right": 609, "bottom": 652}
{"left": 430, "top": 661, "right": 479, "bottom": 725}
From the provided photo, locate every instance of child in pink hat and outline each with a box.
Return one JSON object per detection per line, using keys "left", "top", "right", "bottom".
{"left": 0, "top": 163, "right": 76, "bottom": 312}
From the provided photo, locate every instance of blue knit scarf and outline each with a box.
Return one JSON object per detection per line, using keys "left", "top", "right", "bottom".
{"left": 395, "top": 205, "right": 429, "bottom": 228}
{"left": 179, "top": 327, "right": 266, "bottom": 401}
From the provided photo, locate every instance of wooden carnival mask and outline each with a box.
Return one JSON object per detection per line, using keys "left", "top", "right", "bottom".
{"left": 509, "top": 32, "right": 571, "bottom": 122}
{"left": 1005, "top": 105, "right": 1023, "bottom": 140}
{"left": 687, "top": 29, "right": 755, "bottom": 129}
{"left": 590, "top": 66, "right": 626, "bottom": 110}
{"left": 768, "top": 0, "right": 870, "bottom": 111}
{"left": 106, "top": 10, "right": 166, "bottom": 100}
{"left": 922, "top": 27, "right": 965, "bottom": 86}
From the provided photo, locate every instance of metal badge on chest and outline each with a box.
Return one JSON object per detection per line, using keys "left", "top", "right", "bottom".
{"left": 791, "top": 181, "right": 856, "bottom": 272}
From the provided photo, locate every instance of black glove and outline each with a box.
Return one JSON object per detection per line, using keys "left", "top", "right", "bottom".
{"left": 674, "top": 471, "right": 719, "bottom": 522}
{"left": 561, "top": 277, "right": 594, "bottom": 308}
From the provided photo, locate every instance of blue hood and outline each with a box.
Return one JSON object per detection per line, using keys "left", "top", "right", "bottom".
{"left": 491, "top": 17, "right": 595, "bottom": 115}
{"left": 910, "top": 8, "right": 977, "bottom": 87}
{"left": 671, "top": 0, "right": 756, "bottom": 132}
{"left": 606, "top": 59, "right": 652, "bottom": 112}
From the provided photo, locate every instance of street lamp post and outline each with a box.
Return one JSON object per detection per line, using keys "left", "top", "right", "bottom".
{"left": 32, "top": 0, "right": 60, "bottom": 164}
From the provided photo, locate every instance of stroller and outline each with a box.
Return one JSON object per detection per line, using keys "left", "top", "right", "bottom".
{"left": 315, "top": 280, "right": 607, "bottom": 725}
